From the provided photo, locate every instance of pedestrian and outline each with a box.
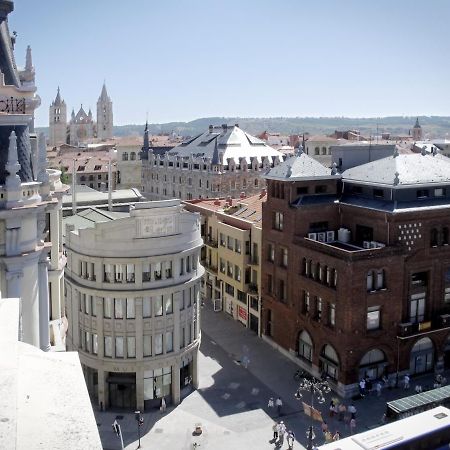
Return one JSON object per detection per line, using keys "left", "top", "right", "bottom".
{"left": 286, "top": 430, "right": 295, "bottom": 449}
{"left": 272, "top": 422, "right": 279, "bottom": 441}
{"left": 268, "top": 397, "right": 274, "bottom": 409}
{"left": 321, "top": 421, "right": 328, "bottom": 434}
{"left": 359, "top": 378, "right": 366, "bottom": 397}
{"left": 329, "top": 400, "right": 335, "bottom": 418}
{"left": 276, "top": 397, "right": 283, "bottom": 416}
{"left": 403, "top": 374, "right": 410, "bottom": 390}
{"left": 348, "top": 403, "right": 356, "bottom": 420}
{"left": 338, "top": 403, "right": 346, "bottom": 421}
{"left": 324, "top": 430, "right": 333, "bottom": 443}
{"left": 160, "top": 396, "right": 166, "bottom": 413}
{"left": 366, "top": 378, "right": 373, "bottom": 395}
{"left": 350, "top": 418, "right": 356, "bottom": 434}
{"left": 415, "top": 384, "right": 422, "bottom": 394}
{"left": 278, "top": 421, "right": 286, "bottom": 446}
{"left": 376, "top": 381, "right": 382, "bottom": 397}
{"left": 333, "top": 430, "right": 341, "bottom": 441}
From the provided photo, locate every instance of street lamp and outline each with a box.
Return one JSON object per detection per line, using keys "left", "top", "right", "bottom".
{"left": 294, "top": 376, "right": 331, "bottom": 450}
{"left": 134, "top": 410, "right": 144, "bottom": 448}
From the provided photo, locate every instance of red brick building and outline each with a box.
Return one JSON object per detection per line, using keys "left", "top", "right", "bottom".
{"left": 262, "top": 149, "right": 450, "bottom": 397}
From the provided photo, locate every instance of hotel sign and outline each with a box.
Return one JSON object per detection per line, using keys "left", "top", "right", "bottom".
{"left": 0, "top": 96, "right": 26, "bottom": 114}
{"left": 137, "top": 215, "right": 176, "bottom": 238}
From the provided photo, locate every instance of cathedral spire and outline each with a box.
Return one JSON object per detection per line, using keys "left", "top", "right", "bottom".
{"left": 99, "top": 82, "right": 109, "bottom": 101}
{"left": 143, "top": 121, "right": 149, "bottom": 153}
{"left": 54, "top": 86, "right": 62, "bottom": 105}
{"left": 211, "top": 137, "right": 220, "bottom": 165}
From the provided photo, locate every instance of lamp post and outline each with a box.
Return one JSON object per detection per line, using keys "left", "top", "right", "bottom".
{"left": 134, "top": 410, "right": 144, "bottom": 448}
{"left": 294, "top": 376, "right": 331, "bottom": 450}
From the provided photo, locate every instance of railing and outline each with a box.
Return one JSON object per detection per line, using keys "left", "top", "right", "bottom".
{"left": 248, "top": 283, "right": 258, "bottom": 294}
{"left": 204, "top": 237, "right": 218, "bottom": 248}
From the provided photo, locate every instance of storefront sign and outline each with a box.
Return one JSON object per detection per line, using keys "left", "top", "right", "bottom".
{"left": 238, "top": 306, "right": 247, "bottom": 321}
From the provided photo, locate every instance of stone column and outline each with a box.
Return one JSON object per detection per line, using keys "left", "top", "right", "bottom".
{"left": 192, "top": 349, "right": 199, "bottom": 389}
{"left": 171, "top": 361, "right": 181, "bottom": 405}
{"left": 6, "top": 268, "right": 23, "bottom": 340}
{"left": 136, "top": 367, "right": 144, "bottom": 411}
{"left": 50, "top": 276, "right": 61, "bottom": 321}
{"left": 50, "top": 209, "right": 59, "bottom": 270}
{"left": 38, "top": 257, "right": 51, "bottom": 351}
{"left": 173, "top": 292, "right": 181, "bottom": 352}
{"left": 97, "top": 368, "right": 108, "bottom": 410}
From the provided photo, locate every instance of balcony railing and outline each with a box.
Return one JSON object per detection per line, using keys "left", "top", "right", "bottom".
{"left": 247, "top": 283, "right": 258, "bottom": 294}
{"left": 398, "top": 314, "right": 450, "bottom": 337}
{"left": 204, "top": 237, "right": 218, "bottom": 248}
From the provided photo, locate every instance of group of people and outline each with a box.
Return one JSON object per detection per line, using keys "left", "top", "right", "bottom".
{"left": 268, "top": 396, "right": 284, "bottom": 416}
{"left": 324, "top": 399, "right": 357, "bottom": 441}
{"left": 272, "top": 421, "right": 295, "bottom": 449}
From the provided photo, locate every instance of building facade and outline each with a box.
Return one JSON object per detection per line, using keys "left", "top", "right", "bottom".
{"left": 184, "top": 192, "right": 265, "bottom": 335}
{"left": 0, "top": 1, "right": 67, "bottom": 351}
{"left": 65, "top": 200, "right": 203, "bottom": 410}
{"left": 141, "top": 124, "right": 282, "bottom": 201}
{"left": 262, "top": 148, "right": 450, "bottom": 397}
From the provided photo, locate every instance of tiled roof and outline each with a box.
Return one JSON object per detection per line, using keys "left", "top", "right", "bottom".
{"left": 265, "top": 150, "right": 337, "bottom": 181}
{"left": 51, "top": 151, "right": 116, "bottom": 173}
{"left": 168, "top": 125, "right": 281, "bottom": 163}
{"left": 342, "top": 153, "right": 450, "bottom": 186}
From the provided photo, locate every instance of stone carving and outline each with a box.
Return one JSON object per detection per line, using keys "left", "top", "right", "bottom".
{"left": 137, "top": 215, "right": 176, "bottom": 238}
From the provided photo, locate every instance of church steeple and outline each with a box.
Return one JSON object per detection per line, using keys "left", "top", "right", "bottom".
{"left": 53, "top": 86, "right": 62, "bottom": 106}
{"left": 97, "top": 82, "right": 113, "bottom": 140}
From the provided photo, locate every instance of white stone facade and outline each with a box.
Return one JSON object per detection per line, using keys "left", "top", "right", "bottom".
{"left": 64, "top": 200, "right": 203, "bottom": 410}
{"left": 141, "top": 124, "right": 283, "bottom": 201}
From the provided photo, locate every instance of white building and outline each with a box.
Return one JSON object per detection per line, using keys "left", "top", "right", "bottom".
{"left": 64, "top": 200, "right": 203, "bottom": 410}
{"left": 141, "top": 124, "right": 283, "bottom": 200}
{"left": 0, "top": 1, "right": 67, "bottom": 351}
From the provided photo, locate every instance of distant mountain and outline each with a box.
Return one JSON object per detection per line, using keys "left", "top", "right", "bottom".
{"left": 37, "top": 116, "right": 450, "bottom": 140}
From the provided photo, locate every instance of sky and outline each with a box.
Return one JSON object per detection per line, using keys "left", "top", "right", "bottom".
{"left": 11, "top": 0, "right": 450, "bottom": 127}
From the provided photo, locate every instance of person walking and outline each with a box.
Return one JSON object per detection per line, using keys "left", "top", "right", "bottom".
{"left": 348, "top": 403, "right": 357, "bottom": 420}
{"left": 403, "top": 374, "right": 410, "bottom": 389}
{"left": 160, "top": 396, "right": 166, "bottom": 413}
{"left": 268, "top": 397, "right": 274, "bottom": 409}
{"left": 286, "top": 430, "right": 295, "bottom": 449}
{"left": 272, "top": 422, "right": 279, "bottom": 441}
{"left": 359, "top": 378, "right": 366, "bottom": 397}
{"left": 338, "top": 403, "right": 346, "bottom": 421}
{"left": 278, "top": 421, "right": 286, "bottom": 446}
{"left": 333, "top": 430, "right": 341, "bottom": 441}
{"left": 276, "top": 397, "right": 283, "bottom": 416}
{"left": 350, "top": 418, "right": 356, "bottom": 434}
{"left": 376, "top": 381, "right": 382, "bottom": 397}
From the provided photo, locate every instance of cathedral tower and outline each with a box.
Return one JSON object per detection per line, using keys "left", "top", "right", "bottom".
{"left": 412, "top": 117, "right": 423, "bottom": 141}
{"left": 48, "top": 87, "right": 67, "bottom": 146}
{"left": 96, "top": 83, "right": 113, "bottom": 140}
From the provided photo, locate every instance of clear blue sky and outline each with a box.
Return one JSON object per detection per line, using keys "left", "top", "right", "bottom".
{"left": 11, "top": 0, "right": 450, "bottom": 127}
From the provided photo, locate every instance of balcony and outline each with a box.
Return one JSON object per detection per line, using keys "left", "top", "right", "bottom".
{"left": 204, "top": 262, "right": 218, "bottom": 274}
{"left": 247, "top": 283, "right": 258, "bottom": 295}
{"left": 204, "top": 236, "right": 218, "bottom": 248}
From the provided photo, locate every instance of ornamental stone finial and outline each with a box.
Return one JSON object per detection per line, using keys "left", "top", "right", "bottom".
{"left": 37, "top": 132, "right": 49, "bottom": 183}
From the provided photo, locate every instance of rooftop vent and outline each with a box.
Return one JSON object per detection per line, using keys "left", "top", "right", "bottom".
{"left": 222, "top": 124, "right": 228, "bottom": 132}
{"left": 209, "top": 125, "right": 213, "bottom": 133}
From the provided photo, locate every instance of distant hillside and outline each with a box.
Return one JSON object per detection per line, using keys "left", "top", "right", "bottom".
{"left": 37, "top": 116, "right": 450, "bottom": 140}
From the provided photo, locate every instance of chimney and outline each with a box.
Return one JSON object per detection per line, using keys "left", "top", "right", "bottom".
{"left": 222, "top": 124, "right": 228, "bottom": 132}
{"left": 209, "top": 125, "right": 213, "bottom": 133}
{"left": 259, "top": 188, "right": 267, "bottom": 199}
{"left": 235, "top": 123, "right": 239, "bottom": 128}
{"left": 213, "top": 199, "right": 221, "bottom": 206}
{"left": 240, "top": 192, "right": 245, "bottom": 199}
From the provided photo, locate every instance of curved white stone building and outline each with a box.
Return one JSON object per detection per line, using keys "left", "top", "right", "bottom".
{"left": 65, "top": 200, "right": 203, "bottom": 410}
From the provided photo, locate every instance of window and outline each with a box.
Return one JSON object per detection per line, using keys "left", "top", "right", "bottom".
{"left": 220, "top": 233, "right": 226, "bottom": 246}
{"left": 314, "top": 146, "right": 320, "bottom": 155}
{"left": 329, "top": 303, "right": 336, "bottom": 326}
{"left": 316, "top": 297, "right": 322, "bottom": 320}
{"left": 227, "top": 236, "right": 234, "bottom": 250}
{"left": 143, "top": 297, "right": 151, "bottom": 318}
{"left": 320, "top": 344, "right": 339, "bottom": 380}
{"left": 435, "top": 188, "right": 445, "bottom": 197}
{"left": 234, "top": 265, "right": 241, "bottom": 282}
{"left": 154, "top": 262, "right": 162, "bottom": 280}
{"left": 273, "top": 212, "right": 284, "bottom": 231}
{"left": 126, "top": 298, "right": 135, "bottom": 319}
{"left": 298, "top": 330, "right": 313, "bottom": 362}
{"left": 104, "top": 336, "right": 112, "bottom": 357}
{"left": 376, "top": 270, "right": 384, "bottom": 289}
{"left": 235, "top": 240, "right": 241, "bottom": 254}
{"left": 114, "top": 298, "right": 124, "bottom": 319}
{"left": 267, "top": 274, "right": 273, "bottom": 294}
{"left": 411, "top": 272, "right": 427, "bottom": 287}
{"left": 417, "top": 189, "right": 429, "bottom": 199}
{"left": 165, "top": 331, "right": 173, "bottom": 353}
{"left": 165, "top": 295, "right": 173, "bottom": 314}
{"left": 104, "top": 297, "right": 112, "bottom": 318}
{"left": 315, "top": 185, "right": 327, "bottom": 194}
{"left": 281, "top": 247, "right": 288, "bottom": 268}
{"left": 155, "top": 333, "right": 163, "bottom": 355}
{"left": 92, "top": 334, "right": 98, "bottom": 354}
{"left": 410, "top": 293, "right": 426, "bottom": 324}
{"left": 268, "top": 244, "right": 275, "bottom": 262}
{"left": 303, "top": 290, "right": 310, "bottom": 313}
{"left": 143, "top": 335, "right": 152, "bottom": 356}
{"left": 279, "top": 279, "right": 287, "bottom": 302}
{"left": 367, "top": 307, "right": 380, "bottom": 330}
{"left": 237, "top": 290, "right": 246, "bottom": 303}
{"left": 143, "top": 262, "right": 151, "bottom": 282}
{"left": 219, "top": 258, "right": 226, "bottom": 273}
{"left": 127, "top": 337, "right": 136, "bottom": 358}
{"left": 165, "top": 261, "right": 173, "bottom": 278}
{"left": 373, "top": 189, "right": 384, "bottom": 198}
{"left": 297, "top": 186, "right": 308, "bottom": 195}
{"left": 225, "top": 283, "right": 234, "bottom": 296}
{"left": 115, "top": 337, "right": 124, "bottom": 358}
{"left": 155, "top": 295, "right": 163, "bottom": 316}
{"left": 227, "top": 262, "right": 233, "bottom": 278}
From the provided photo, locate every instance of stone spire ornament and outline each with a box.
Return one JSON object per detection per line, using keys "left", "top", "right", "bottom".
{"left": 37, "top": 132, "right": 49, "bottom": 184}
{"left": 5, "top": 130, "right": 22, "bottom": 206}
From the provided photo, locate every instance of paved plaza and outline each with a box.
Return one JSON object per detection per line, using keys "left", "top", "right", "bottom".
{"left": 96, "top": 302, "right": 450, "bottom": 449}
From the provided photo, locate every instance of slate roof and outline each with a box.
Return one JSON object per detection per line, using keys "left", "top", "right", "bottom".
{"left": 342, "top": 153, "right": 450, "bottom": 187}
{"left": 168, "top": 125, "right": 281, "bottom": 163}
{"left": 265, "top": 150, "right": 337, "bottom": 181}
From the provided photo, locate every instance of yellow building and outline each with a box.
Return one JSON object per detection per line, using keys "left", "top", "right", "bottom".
{"left": 184, "top": 192, "right": 265, "bottom": 334}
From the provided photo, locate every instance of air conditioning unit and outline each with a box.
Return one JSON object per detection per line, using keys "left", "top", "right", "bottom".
{"left": 441, "top": 314, "right": 450, "bottom": 327}
{"left": 317, "top": 232, "right": 326, "bottom": 242}
{"left": 398, "top": 322, "right": 412, "bottom": 336}
{"left": 308, "top": 233, "right": 317, "bottom": 240}
{"left": 370, "top": 241, "right": 378, "bottom": 248}
{"left": 377, "top": 243, "right": 386, "bottom": 248}
{"left": 363, "top": 241, "right": 371, "bottom": 249}
{"left": 337, "top": 228, "right": 351, "bottom": 243}
{"left": 326, "top": 231, "right": 335, "bottom": 242}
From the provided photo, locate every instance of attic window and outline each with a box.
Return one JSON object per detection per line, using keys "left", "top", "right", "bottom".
{"left": 78, "top": 166, "right": 85, "bottom": 171}
{"left": 94, "top": 165, "right": 101, "bottom": 170}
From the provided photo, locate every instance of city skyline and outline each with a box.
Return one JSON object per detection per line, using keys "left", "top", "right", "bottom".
{"left": 12, "top": 0, "right": 450, "bottom": 128}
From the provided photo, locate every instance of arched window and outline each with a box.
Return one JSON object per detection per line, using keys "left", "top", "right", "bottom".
{"left": 410, "top": 337, "right": 434, "bottom": 374}
{"left": 322, "top": 146, "right": 327, "bottom": 155}
{"left": 314, "top": 146, "right": 320, "bottom": 155}
{"left": 367, "top": 270, "right": 374, "bottom": 291}
{"left": 122, "top": 152, "right": 129, "bottom": 161}
{"left": 298, "top": 330, "right": 313, "bottom": 362}
{"left": 130, "top": 152, "right": 136, "bottom": 161}
{"left": 320, "top": 344, "right": 340, "bottom": 380}
{"left": 430, "top": 228, "right": 438, "bottom": 247}
{"left": 359, "top": 348, "right": 386, "bottom": 380}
